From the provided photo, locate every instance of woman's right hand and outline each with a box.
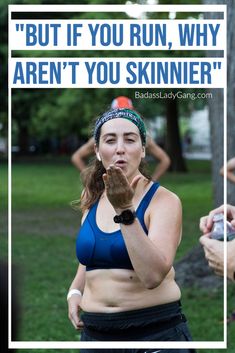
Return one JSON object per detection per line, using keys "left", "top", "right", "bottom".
{"left": 68, "top": 295, "right": 84, "bottom": 330}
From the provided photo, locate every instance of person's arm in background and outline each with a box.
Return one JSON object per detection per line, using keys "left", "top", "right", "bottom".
{"left": 146, "top": 137, "right": 171, "bottom": 181}
{"left": 220, "top": 157, "right": 235, "bottom": 184}
{"left": 71, "top": 137, "right": 95, "bottom": 172}
{"left": 199, "top": 204, "right": 235, "bottom": 281}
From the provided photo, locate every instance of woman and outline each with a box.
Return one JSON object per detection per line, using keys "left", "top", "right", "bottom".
{"left": 68, "top": 108, "right": 194, "bottom": 352}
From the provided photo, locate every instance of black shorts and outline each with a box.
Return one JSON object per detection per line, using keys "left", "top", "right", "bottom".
{"left": 80, "top": 300, "right": 196, "bottom": 353}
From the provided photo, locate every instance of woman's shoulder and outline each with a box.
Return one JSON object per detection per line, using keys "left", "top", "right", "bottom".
{"left": 81, "top": 193, "right": 100, "bottom": 224}
{"left": 151, "top": 184, "right": 182, "bottom": 210}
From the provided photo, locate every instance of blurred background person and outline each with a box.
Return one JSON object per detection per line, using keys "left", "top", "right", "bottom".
{"left": 220, "top": 157, "right": 235, "bottom": 184}
{"left": 71, "top": 96, "right": 171, "bottom": 181}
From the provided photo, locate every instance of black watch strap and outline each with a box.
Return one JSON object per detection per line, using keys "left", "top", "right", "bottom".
{"left": 113, "top": 209, "right": 136, "bottom": 225}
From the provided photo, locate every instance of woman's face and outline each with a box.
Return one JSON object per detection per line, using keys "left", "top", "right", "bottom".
{"left": 95, "top": 118, "right": 145, "bottom": 180}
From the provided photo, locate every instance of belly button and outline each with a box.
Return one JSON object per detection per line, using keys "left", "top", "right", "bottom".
{"left": 129, "top": 276, "right": 133, "bottom": 280}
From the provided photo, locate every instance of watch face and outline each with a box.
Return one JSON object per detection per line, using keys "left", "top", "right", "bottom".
{"left": 114, "top": 209, "right": 136, "bottom": 225}
{"left": 122, "top": 210, "right": 135, "bottom": 224}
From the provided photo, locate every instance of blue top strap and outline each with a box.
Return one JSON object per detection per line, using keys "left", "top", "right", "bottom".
{"left": 136, "top": 182, "right": 160, "bottom": 233}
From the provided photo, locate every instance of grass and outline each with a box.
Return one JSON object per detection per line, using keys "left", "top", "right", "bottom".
{"left": 12, "top": 234, "right": 81, "bottom": 342}
{"left": 165, "top": 161, "right": 213, "bottom": 259}
{"left": 1, "top": 159, "right": 234, "bottom": 352}
{"left": 11, "top": 162, "right": 83, "bottom": 210}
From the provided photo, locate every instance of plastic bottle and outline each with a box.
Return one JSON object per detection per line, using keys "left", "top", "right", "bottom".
{"left": 209, "top": 213, "right": 235, "bottom": 241}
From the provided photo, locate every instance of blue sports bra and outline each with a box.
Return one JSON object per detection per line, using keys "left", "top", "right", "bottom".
{"left": 76, "top": 182, "right": 160, "bottom": 271}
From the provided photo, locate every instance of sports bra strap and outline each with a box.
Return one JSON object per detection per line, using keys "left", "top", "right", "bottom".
{"left": 87, "top": 201, "right": 98, "bottom": 219}
{"left": 136, "top": 182, "right": 160, "bottom": 233}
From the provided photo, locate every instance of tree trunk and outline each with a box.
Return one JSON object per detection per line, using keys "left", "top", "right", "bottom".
{"left": 205, "top": 0, "right": 235, "bottom": 206}
{"left": 208, "top": 91, "right": 224, "bottom": 206}
{"left": 176, "top": 0, "right": 234, "bottom": 288}
{"left": 18, "top": 124, "right": 29, "bottom": 155}
{"left": 227, "top": 0, "right": 235, "bottom": 204}
{"left": 165, "top": 97, "right": 187, "bottom": 172}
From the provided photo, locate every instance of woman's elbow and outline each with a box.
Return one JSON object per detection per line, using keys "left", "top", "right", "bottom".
{"left": 143, "top": 273, "right": 166, "bottom": 290}
{"left": 219, "top": 167, "right": 224, "bottom": 176}
{"left": 143, "top": 265, "right": 172, "bottom": 289}
{"left": 144, "top": 279, "right": 161, "bottom": 290}
{"left": 144, "top": 276, "right": 164, "bottom": 289}
{"left": 71, "top": 153, "right": 77, "bottom": 165}
{"left": 165, "top": 156, "right": 171, "bottom": 169}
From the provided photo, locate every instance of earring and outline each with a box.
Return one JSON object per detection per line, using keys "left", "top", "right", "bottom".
{"left": 97, "top": 152, "right": 101, "bottom": 161}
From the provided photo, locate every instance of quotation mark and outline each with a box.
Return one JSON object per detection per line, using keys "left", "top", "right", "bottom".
{"left": 15, "top": 23, "right": 24, "bottom": 31}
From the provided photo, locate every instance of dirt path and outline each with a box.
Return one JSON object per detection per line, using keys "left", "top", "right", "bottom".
{"left": 1, "top": 208, "right": 81, "bottom": 237}
{"left": 175, "top": 245, "right": 223, "bottom": 290}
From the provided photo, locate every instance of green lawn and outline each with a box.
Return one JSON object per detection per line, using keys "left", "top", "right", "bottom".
{"left": 1, "top": 159, "right": 234, "bottom": 352}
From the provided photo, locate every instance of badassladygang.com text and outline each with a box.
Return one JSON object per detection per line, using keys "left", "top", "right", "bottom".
{"left": 135, "top": 91, "right": 213, "bottom": 100}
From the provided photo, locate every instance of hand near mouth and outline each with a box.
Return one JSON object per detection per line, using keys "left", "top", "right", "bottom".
{"left": 102, "top": 164, "right": 142, "bottom": 211}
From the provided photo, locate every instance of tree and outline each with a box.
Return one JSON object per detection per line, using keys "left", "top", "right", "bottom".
{"left": 226, "top": 0, "right": 235, "bottom": 205}
{"left": 148, "top": 0, "right": 207, "bottom": 172}
{"left": 204, "top": 0, "right": 235, "bottom": 206}
{"left": 176, "top": 0, "right": 235, "bottom": 290}
{"left": 165, "top": 96, "right": 187, "bottom": 171}
{"left": 0, "top": 0, "right": 9, "bottom": 138}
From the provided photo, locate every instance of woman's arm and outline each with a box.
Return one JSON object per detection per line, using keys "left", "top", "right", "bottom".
{"left": 146, "top": 137, "right": 171, "bottom": 181}
{"left": 226, "top": 158, "right": 235, "bottom": 183}
{"left": 220, "top": 157, "right": 235, "bottom": 184}
{"left": 67, "top": 264, "right": 86, "bottom": 330}
{"left": 119, "top": 188, "right": 181, "bottom": 289}
{"left": 71, "top": 138, "right": 95, "bottom": 172}
{"left": 103, "top": 166, "right": 182, "bottom": 289}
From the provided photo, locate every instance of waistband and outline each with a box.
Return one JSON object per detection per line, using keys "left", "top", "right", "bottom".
{"left": 82, "top": 300, "right": 186, "bottom": 340}
{"left": 82, "top": 300, "right": 184, "bottom": 329}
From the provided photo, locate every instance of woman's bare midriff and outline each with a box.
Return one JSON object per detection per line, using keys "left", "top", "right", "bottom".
{"left": 80, "top": 267, "right": 181, "bottom": 313}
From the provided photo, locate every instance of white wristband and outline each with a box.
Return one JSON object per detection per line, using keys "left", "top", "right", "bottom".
{"left": 67, "top": 289, "right": 82, "bottom": 301}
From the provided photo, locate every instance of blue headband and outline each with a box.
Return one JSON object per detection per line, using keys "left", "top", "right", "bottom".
{"left": 93, "top": 108, "right": 146, "bottom": 145}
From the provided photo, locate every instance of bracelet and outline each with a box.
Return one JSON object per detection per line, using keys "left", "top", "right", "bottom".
{"left": 67, "top": 289, "right": 82, "bottom": 301}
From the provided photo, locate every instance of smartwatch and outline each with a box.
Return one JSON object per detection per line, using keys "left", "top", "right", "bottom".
{"left": 113, "top": 209, "right": 136, "bottom": 225}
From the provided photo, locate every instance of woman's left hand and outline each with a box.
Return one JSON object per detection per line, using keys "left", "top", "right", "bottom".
{"left": 102, "top": 165, "right": 141, "bottom": 211}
